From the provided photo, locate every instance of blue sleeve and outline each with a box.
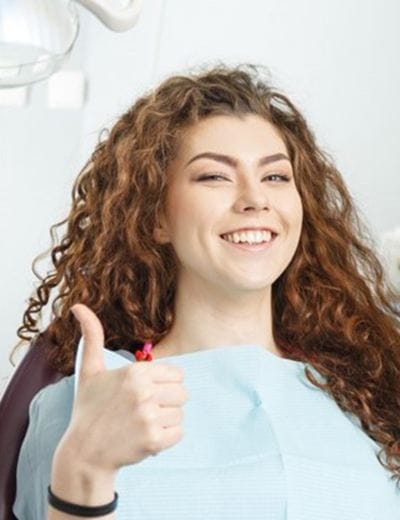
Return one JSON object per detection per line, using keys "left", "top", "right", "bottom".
{"left": 13, "top": 376, "right": 75, "bottom": 519}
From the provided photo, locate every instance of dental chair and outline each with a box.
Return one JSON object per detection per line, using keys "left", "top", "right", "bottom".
{"left": 0, "top": 332, "right": 65, "bottom": 519}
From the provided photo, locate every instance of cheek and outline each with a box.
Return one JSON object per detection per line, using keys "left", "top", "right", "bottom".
{"left": 290, "top": 198, "right": 304, "bottom": 245}
{"left": 288, "top": 191, "right": 303, "bottom": 224}
{"left": 165, "top": 189, "right": 191, "bottom": 230}
{"left": 278, "top": 195, "right": 303, "bottom": 246}
{"left": 173, "top": 193, "right": 219, "bottom": 231}
{"left": 295, "top": 199, "right": 303, "bottom": 230}
{"left": 280, "top": 192, "right": 302, "bottom": 221}
{"left": 166, "top": 197, "right": 204, "bottom": 246}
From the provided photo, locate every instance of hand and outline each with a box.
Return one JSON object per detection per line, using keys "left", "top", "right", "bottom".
{"left": 56, "top": 303, "right": 188, "bottom": 474}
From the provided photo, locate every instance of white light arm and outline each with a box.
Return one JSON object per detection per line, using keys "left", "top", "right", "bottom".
{"left": 75, "top": 0, "right": 143, "bottom": 32}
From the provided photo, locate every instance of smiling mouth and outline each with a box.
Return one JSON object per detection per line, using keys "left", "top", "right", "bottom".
{"left": 219, "top": 233, "right": 278, "bottom": 251}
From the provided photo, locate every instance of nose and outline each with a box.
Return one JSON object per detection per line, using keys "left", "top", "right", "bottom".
{"left": 233, "top": 180, "right": 270, "bottom": 213}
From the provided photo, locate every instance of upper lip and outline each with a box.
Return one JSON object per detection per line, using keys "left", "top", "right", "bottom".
{"left": 221, "top": 226, "right": 278, "bottom": 236}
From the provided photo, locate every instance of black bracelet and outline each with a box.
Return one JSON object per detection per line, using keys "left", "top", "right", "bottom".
{"left": 48, "top": 485, "right": 118, "bottom": 517}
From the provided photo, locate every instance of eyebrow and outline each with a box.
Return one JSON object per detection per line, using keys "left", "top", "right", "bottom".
{"left": 185, "top": 152, "right": 291, "bottom": 168}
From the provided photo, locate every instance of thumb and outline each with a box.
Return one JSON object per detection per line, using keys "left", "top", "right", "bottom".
{"left": 71, "top": 303, "right": 106, "bottom": 380}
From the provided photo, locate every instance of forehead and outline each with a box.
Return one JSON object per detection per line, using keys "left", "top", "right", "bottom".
{"left": 176, "top": 114, "right": 288, "bottom": 161}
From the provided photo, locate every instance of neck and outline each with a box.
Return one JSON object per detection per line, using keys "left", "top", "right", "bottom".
{"left": 152, "top": 273, "right": 282, "bottom": 359}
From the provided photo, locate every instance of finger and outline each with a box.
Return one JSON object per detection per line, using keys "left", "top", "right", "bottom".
{"left": 157, "top": 407, "right": 184, "bottom": 428}
{"left": 148, "top": 425, "right": 184, "bottom": 456}
{"left": 160, "top": 425, "right": 184, "bottom": 449}
{"left": 154, "top": 384, "right": 189, "bottom": 407}
{"left": 71, "top": 303, "right": 105, "bottom": 379}
{"left": 149, "top": 363, "right": 185, "bottom": 383}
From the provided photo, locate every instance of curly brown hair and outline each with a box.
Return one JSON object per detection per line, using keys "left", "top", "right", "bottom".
{"left": 10, "top": 62, "right": 400, "bottom": 485}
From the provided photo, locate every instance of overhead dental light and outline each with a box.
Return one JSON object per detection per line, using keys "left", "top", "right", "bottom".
{"left": 0, "top": 0, "right": 143, "bottom": 88}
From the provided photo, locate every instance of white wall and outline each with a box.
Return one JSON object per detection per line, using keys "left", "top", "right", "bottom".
{"left": 1, "top": 0, "right": 399, "bottom": 396}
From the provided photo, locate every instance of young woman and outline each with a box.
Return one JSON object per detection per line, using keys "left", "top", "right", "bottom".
{"left": 12, "top": 63, "right": 400, "bottom": 519}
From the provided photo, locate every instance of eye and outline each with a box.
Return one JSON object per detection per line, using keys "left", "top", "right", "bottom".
{"left": 196, "top": 174, "right": 227, "bottom": 181}
{"left": 264, "top": 174, "right": 291, "bottom": 182}
{"left": 196, "top": 173, "right": 291, "bottom": 182}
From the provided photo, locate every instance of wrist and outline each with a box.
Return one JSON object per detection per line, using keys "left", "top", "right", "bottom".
{"left": 51, "top": 436, "right": 117, "bottom": 507}
{"left": 54, "top": 428, "right": 118, "bottom": 477}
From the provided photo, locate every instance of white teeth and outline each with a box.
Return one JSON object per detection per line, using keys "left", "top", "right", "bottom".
{"left": 222, "top": 230, "right": 273, "bottom": 244}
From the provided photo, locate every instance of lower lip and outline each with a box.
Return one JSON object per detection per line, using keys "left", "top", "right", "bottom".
{"left": 220, "top": 234, "right": 278, "bottom": 252}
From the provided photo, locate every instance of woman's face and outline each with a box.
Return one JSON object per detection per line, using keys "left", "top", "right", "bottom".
{"left": 154, "top": 113, "right": 303, "bottom": 294}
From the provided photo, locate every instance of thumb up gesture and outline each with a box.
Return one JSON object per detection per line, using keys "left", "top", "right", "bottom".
{"left": 58, "top": 303, "right": 188, "bottom": 474}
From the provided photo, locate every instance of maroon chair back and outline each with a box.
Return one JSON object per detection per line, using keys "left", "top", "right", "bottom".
{"left": 0, "top": 333, "right": 65, "bottom": 519}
